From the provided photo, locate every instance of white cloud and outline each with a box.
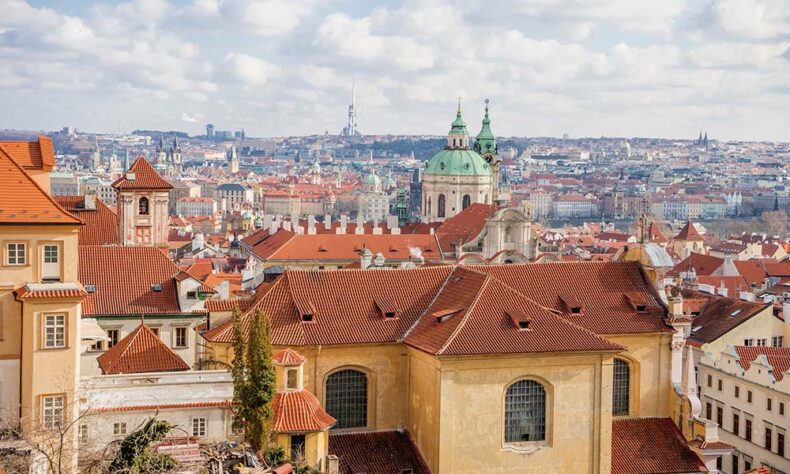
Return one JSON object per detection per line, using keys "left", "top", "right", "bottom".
{"left": 225, "top": 52, "right": 282, "bottom": 87}
{"left": 716, "top": 0, "right": 790, "bottom": 39}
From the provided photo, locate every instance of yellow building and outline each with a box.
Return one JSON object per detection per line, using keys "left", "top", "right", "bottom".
{"left": 0, "top": 140, "right": 86, "bottom": 472}
{"left": 202, "top": 262, "right": 715, "bottom": 473}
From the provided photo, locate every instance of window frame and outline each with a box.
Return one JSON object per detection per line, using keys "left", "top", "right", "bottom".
{"left": 4, "top": 241, "right": 29, "bottom": 267}
{"left": 192, "top": 417, "right": 207, "bottom": 437}
{"left": 502, "top": 377, "right": 552, "bottom": 451}
{"left": 42, "top": 313, "right": 67, "bottom": 350}
{"left": 324, "top": 367, "right": 371, "bottom": 430}
{"left": 38, "top": 241, "right": 63, "bottom": 282}
{"left": 41, "top": 394, "right": 65, "bottom": 431}
{"left": 612, "top": 358, "right": 631, "bottom": 416}
{"left": 138, "top": 196, "right": 150, "bottom": 215}
{"left": 173, "top": 326, "right": 188, "bottom": 348}
{"left": 113, "top": 422, "right": 127, "bottom": 436}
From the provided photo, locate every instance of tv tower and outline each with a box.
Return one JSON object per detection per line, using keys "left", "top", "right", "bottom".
{"left": 341, "top": 80, "right": 360, "bottom": 136}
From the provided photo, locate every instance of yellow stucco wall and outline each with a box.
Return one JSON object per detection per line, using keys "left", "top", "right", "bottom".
{"left": 605, "top": 332, "right": 673, "bottom": 418}
{"left": 701, "top": 306, "right": 777, "bottom": 356}
{"left": 407, "top": 347, "right": 442, "bottom": 473}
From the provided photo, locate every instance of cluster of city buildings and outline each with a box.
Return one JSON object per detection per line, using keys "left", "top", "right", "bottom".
{"left": 0, "top": 101, "right": 788, "bottom": 474}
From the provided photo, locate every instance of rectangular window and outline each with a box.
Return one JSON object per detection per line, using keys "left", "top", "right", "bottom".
{"left": 90, "top": 340, "right": 103, "bottom": 351}
{"left": 744, "top": 456, "right": 752, "bottom": 471}
{"left": 747, "top": 390, "right": 752, "bottom": 403}
{"left": 6, "top": 243, "right": 26, "bottom": 265}
{"left": 735, "top": 386, "right": 740, "bottom": 398}
{"left": 42, "top": 395, "right": 64, "bottom": 430}
{"left": 44, "top": 314, "right": 66, "bottom": 349}
{"left": 716, "top": 406, "right": 723, "bottom": 427}
{"left": 766, "top": 427, "right": 773, "bottom": 451}
{"left": 733, "top": 413, "right": 740, "bottom": 436}
{"left": 773, "top": 336, "right": 784, "bottom": 347}
{"left": 79, "top": 424, "right": 88, "bottom": 444}
{"left": 107, "top": 329, "right": 119, "bottom": 348}
{"left": 286, "top": 368, "right": 298, "bottom": 390}
{"left": 174, "top": 327, "right": 187, "bottom": 348}
{"left": 781, "top": 402, "right": 785, "bottom": 416}
{"left": 745, "top": 419, "right": 752, "bottom": 441}
{"left": 187, "top": 291, "right": 197, "bottom": 300}
{"left": 706, "top": 402, "right": 712, "bottom": 420}
{"left": 290, "top": 433, "right": 305, "bottom": 461}
{"left": 756, "top": 338, "right": 767, "bottom": 347}
{"left": 718, "top": 379, "right": 722, "bottom": 391}
{"left": 113, "top": 422, "right": 127, "bottom": 436}
{"left": 150, "top": 327, "right": 160, "bottom": 337}
{"left": 779, "top": 432, "right": 785, "bottom": 457}
{"left": 707, "top": 374, "right": 712, "bottom": 387}
{"left": 42, "top": 244, "right": 60, "bottom": 281}
{"left": 732, "top": 454, "right": 739, "bottom": 474}
{"left": 744, "top": 338, "right": 754, "bottom": 346}
{"left": 767, "top": 398, "right": 773, "bottom": 411}
{"left": 192, "top": 418, "right": 206, "bottom": 437}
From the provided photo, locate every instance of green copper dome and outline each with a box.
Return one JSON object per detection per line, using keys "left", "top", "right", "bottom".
{"left": 424, "top": 149, "right": 491, "bottom": 176}
{"left": 363, "top": 170, "right": 382, "bottom": 186}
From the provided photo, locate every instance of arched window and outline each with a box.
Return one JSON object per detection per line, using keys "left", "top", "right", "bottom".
{"left": 325, "top": 369, "right": 368, "bottom": 429}
{"left": 427, "top": 196, "right": 431, "bottom": 215}
{"left": 138, "top": 197, "right": 149, "bottom": 215}
{"left": 438, "top": 194, "right": 446, "bottom": 218}
{"left": 505, "top": 225, "right": 513, "bottom": 243}
{"left": 505, "top": 380, "right": 546, "bottom": 443}
{"left": 613, "top": 358, "right": 630, "bottom": 416}
{"left": 462, "top": 195, "right": 471, "bottom": 210}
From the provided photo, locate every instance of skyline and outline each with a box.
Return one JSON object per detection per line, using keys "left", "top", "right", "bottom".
{"left": 0, "top": 0, "right": 789, "bottom": 141}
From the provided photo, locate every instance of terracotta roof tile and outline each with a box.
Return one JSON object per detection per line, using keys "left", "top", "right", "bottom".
{"left": 88, "top": 401, "right": 228, "bottom": 413}
{"left": 0, "top": 136, "right": 54, "bottom": 170}
{"left": 612, "top": 418, "right": 706, "bottom": 474}
{"left": 204, "top": 299, "right": 252, "bottom": 312}
{"left": 668, "top": 253, "right": 723, "bottom": 277}
{"left": 271, "top": 390, "right": 335, "bottom": 433}
{"left": 79, "top": 246, "right": 182, "bottom": 315}
{"left": 684, "top": 288, "right": 770, "bottom": 345}
{"left": 0, "top": 146, "right": 80, "bottom": 225}
{"left": 329, "top": 430, "right": 430, "bottom": 474}
{"left": 97, "top": 323, "right": 190, "bottom": 374}
{"left": 734, "top": 259, "right": 773, "bottom": 287}
{"left": 272, "top": 348, "right": 306, "bottom": 365}
{"left": 674, "top": 220, "right": 705, "bottom": 242}
{"left": 734, "top": 346, "right": 790, "bottom": 381}
{"left": 16, "top": 283, "right": 87, "bottom": 300}
{"left": 112, "top": 157, "right": 173, "bottom": 190}
{"left": 54, "top": 195, "right": 119, "bottom": 245}
{"left": 648, "top": 222, "right": 667, "bottom": 243}
{"left": 434, "top": 203, "right": 495, "bottom": 253}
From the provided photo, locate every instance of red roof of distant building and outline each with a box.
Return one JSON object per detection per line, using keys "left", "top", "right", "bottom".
{"left": 112, "top": 157, "right": 173, "bottom": 190}
{"left": 271, "top": 390, "right": 336, "bottom": 433}
{"left": 683, "top": 288, "right": 770, "bottom": 345}
{"left": 668, "top": 253, "right": 723, "bottom": 277}
{"left": 97, "top": 323, "right": 190, "bottom": 374}
{"left": 434, "top": 203, "right": 496, "bottom": 253}
{"left": 0, "top": 136, "right": 55, "bottom": 170}
{"left": 648, "top": 222, "right": 667, "bottom": 243}
{"left": 0, "top": 146, "right": 81, "bottom": 225}
{"left": 54, "top": 196, "right": 119, "bottom": 245}
{"left": 611, "top": 417, "right": 706, "bottom": 474}
{"left": 674, "top": 220, "right": 705, "bottom": 241}
{"left": 329, "top": 430, "right": 431, "bottom": 474}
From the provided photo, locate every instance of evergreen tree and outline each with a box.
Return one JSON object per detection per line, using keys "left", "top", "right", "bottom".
{"left": 231, "top": 308, "right": 276, "bottom": 455}
{"left": 108, "top": 418, "right": 177, "bottom": 473}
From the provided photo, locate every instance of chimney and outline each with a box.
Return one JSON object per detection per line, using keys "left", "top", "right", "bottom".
{"left": 263, "top": 214, "right": 273, "bottom": 230}
{"left": 324, "top": 214, "right": 332, "bottom": 231}
{"left": 372, "top": 218, "right": 383, "bottom": 235}
{"left": 355, "top": 215, "right": 364, "bottom": 235}
{"left": 668, "top": 291, "right": 683, "bottom": 318}
{"left": 307, "top": 215, "right": 316, "bottom": 235}
{"left": 386, "top": 215, "right": 398, "bottom": 231}
{"left": 360, "top": 248, "right": 373, "bottom": 269}
{"left": 326, "top": 455, "right": 339, "bottom": 474}
{"left": 282, "top": 220, "right": 292, "bottom": 232}
{"left": 84, "top": 192, "right": 97, "bottom": 211}
{"left": 739, "top": 291, "right": 756, "bottom": 302}
{"left": 269, "top": 218, "right": 280, "bottom": 235}
{"left": 717, "top": 282, "right": 728, "bottom": 298}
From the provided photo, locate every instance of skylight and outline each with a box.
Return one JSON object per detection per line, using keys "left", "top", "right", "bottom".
{"left": 151, "top": 283, "right": 162, "bottom": 292}
{"left": 730, "top": 309, "right": 742, "bottom": 317}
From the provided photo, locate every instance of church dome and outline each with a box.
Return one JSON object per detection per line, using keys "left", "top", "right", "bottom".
{"left": 424, "top": 149, "right": 491, "bottom": 177}
{"left": 363, "top": 170, "right": 381, "bottom": 186}
{"left": 242, "top": 210, "right": 254, "bottom": 220}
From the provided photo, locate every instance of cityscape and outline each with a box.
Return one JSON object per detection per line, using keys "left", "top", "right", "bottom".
{"left": 1, "top": 1, "right": 789, "bottom": 474}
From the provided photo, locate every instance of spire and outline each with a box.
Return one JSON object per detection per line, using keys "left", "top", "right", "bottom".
{"left": 447, "top": 99, "right": 469, "bottom": 149}
{"left": 474, "top": 98, "right": 497, "bottom": 157}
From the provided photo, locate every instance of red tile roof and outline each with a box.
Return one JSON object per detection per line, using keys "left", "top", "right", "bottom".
{"left": 648, "top": 222, "right": 667, "bottom": 243}
{"left": 734, "top": 346, "right": 790, "bottom": 381}
{"left": 88, "top": 401, "right": 229, "bottom": 413}
{"left": 271, "top": 390, "right": 336, "bottom": 433}
{"left": 204, "top": 299, "right": 253, "bottom": 312}
{"left": 329, "top": 430, "right": 430, "bottom": 474}
{"left": 54, "top": 196, "right": 119, "bottom": 245}
{"left": 16, "top": 283, "right": 87, "bottom": 300}
{"left": 405, "top": 266, "right": 623, "bottom": 355}
{"left": 185, "top": 261, "right": 214, "bottom": 281}
{"left": 272, "top": 348, "right": 306, "bottom": 365}
{"left": 97, "top": 323, "right": 189, "bottom": 374}
{"left": 204, "top": 262, "right": 667, "bottom": 351}
{"left": 611, "top": 418, "right": 706, "bottom": 474}
{"left": 112, "top": 157, "right": 173, "bottom": 190}
{"left": 0, "top": 146, "right": 81, "bottom": 225}
{"left": 0, "top": 136, "right": 55, "bottom": 170}
{"left": 734, "top": 259, "right": 773, "bottom": 288}
{"left": 434, "top": 203, "right": 495, "bottom": 253}
{"left": 674, "top": 220, "right": 705, "bottom": 242}
{"left": 79, "top": 246, "right": 183, "bottom": 315}
{"left": 668, "top": 253, "right": 723, "bottom": 277}
{"left": 683, "top": 288, "right": 770, "bottom": 345}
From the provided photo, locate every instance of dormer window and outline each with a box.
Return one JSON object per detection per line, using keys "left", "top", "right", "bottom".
{"left": 286, "top": 368, "right": 298, "bottom": 390}
{"left": 433, "top": 307, "right": 463, "bottom": 323}
{"left": 295, "top": 300, "right": 317, "bottom": 323}
{"left": 151, "top": 283, "right": 162, "bottom": 292}
{"left": 85, "top": 284, "right": 96, "bottom": 293}
{"left": 518, "top": 320, "right": 530, "bottom": 330}
{"left": 301, "top": 313, "right": 314, "bottom": 322}
{"left": 625, "top": 293, "right": 649, "bottom": 313}
{"left": 374, "top": 295, "right": 399, "bottom": 320}
{"left": 559, "top": 293, "right": 583, "bottom": 314}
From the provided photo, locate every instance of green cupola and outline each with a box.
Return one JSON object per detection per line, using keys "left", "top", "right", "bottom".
{"left": 424, "top": 100, "right": 492, "bottom": 177}
{"left": 447, "top": 97, "right": 470, "bottom": 149}
{"left": 474, "top": 98, "right": 497, "bottom": 159}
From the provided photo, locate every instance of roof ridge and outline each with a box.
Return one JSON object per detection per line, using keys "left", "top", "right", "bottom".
{"left": 399, "top": 266, "right": 457, "bottom": 341}
{"left": 436, "top": 270, "right": 491, "bottom": 355}
{"left": 104, "top": 323, "right": 144, "bottom": 373}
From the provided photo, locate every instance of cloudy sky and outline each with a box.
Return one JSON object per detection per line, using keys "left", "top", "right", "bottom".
{"left": 1, "top": 0, "right": 789, "bottom": 140}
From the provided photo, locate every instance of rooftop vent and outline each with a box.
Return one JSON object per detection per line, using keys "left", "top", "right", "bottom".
{"left": 433, "top": 307, "right": 463, "bottom": 323}
{"left": 151, "top": 283, "right": 162, "bottom": 292}
{"left": 559, "top": 293, "right": 583, "bottom": 314}
{"left": 295, "top": 300, "right": 317, "bottom": 323}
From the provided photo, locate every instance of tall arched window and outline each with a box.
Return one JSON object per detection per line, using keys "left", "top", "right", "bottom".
{"left": 438, "top": 194, "right": 446, "bottom": 218}
{"left": 462, "top": 194, "right": 471, "bottom": 210}
{"left": 613, "top": 359, "right": 630, "bottom": 416}
{"left": 505, "top": 380, "right": 546, "bottom": 443}
{"left": 138, "top": 197, "right": 149, "bottom": 215}
{"left": 504, "top": 225, "right": 513, "bottom": 243}
{"left": 427, "top": 196, "right": 431, "bottom": 215}
{"left": 325, "top": 369, "right": 368, "bottom": 429}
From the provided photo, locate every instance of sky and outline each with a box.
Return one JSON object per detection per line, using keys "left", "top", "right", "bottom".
{"left": 0, "top": 0, "right": 789, "bottom": 140}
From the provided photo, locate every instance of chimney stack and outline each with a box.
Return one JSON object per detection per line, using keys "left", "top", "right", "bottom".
{"left": 324, "top": 214, "right": 332, "bottom": 231}
{"left": 307, "top": 215, "right": 316, "bottom": 235}
{"left": 355, "top": 215, "right": 364, "bottom": 235}
{"left": 84, "top": 192, "right": 97, "bottom": 211}
{"left": 360, "top": 248, "right": 373, "bottom": 270}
